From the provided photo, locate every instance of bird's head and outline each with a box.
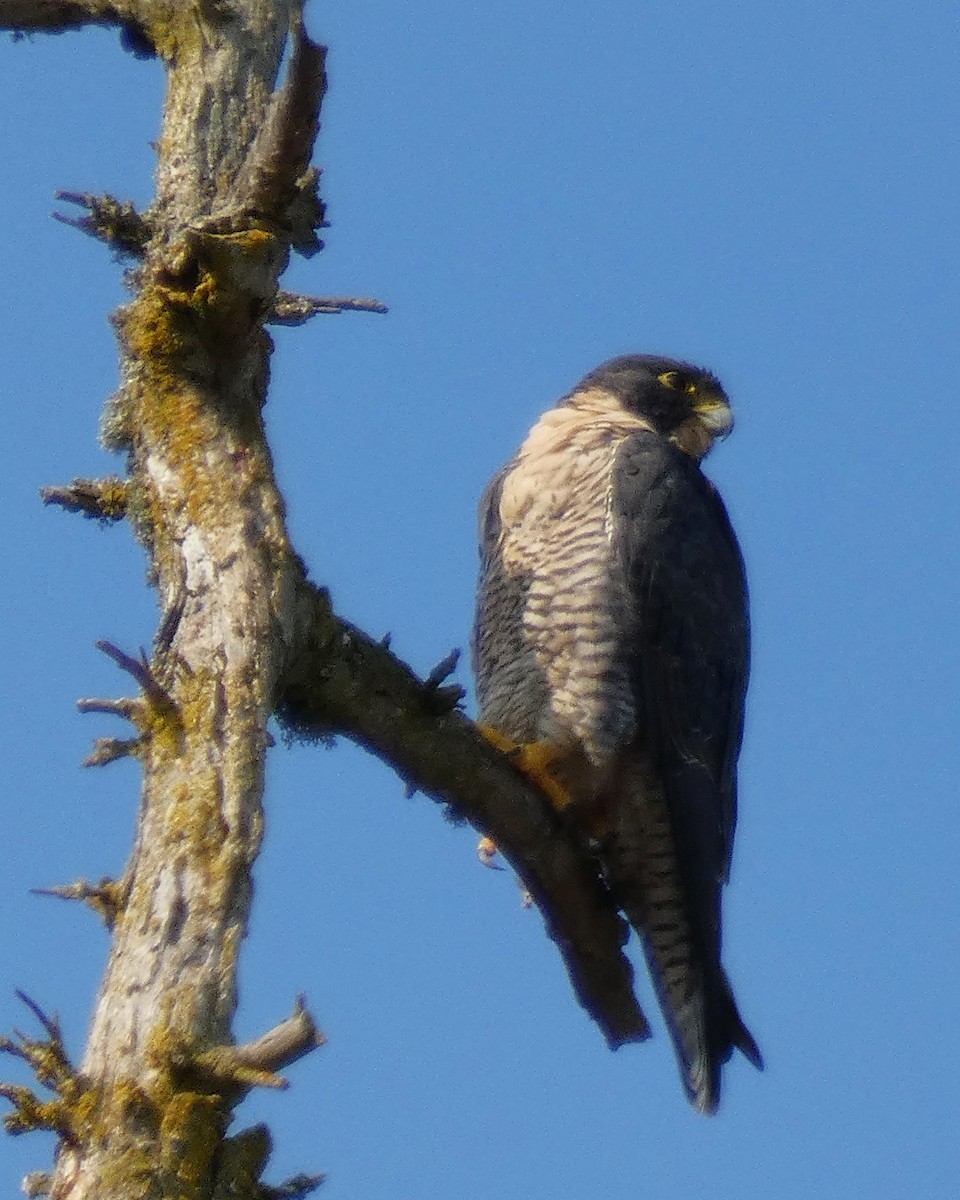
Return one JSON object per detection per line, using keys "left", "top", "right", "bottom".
{"left": 571, "top": 354, "right": 733, "bottom": 459}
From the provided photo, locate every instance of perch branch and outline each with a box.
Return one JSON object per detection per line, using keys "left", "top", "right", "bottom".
{"left": 278, "top": 582, "right": 650, "bottom": 1049}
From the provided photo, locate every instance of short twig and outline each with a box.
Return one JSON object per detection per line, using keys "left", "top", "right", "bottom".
{"left": 264, "top": 1174, "right": 326, "bottom": 1199}
{"left": 76, "top": 697, "right": 139, "bottom": 719}
{"left": 53, "top": 191, "right": 149, "bottom": 256}
{"left": 269, "top": 290, "right": 388, "bottom": 324}
{"left": 95, "top": 641, "right": 175, "bottom": 714}
{"left": 0, "top": 2, "right": 132, "bottom": 37}
{"left": 40, "top": 477, "right": 129, "bottom": 521}
{"left": 82, "top": 736, "right": 140, "bottom": 767}
{"left": 14, "top": 994, "right": 62, "bottom": 1047}
{"left": 421, "top": 649, "right": 465, "bottom": 714}
{"left": 0, "top": 992, "right": 83, "bottom": 1141}
{"left": 213, "top": 1126, "right": 272, "bottom": 1196}
{"left": 31, "top": 878, "right": 124, "bottom": 929}
{"left": 230, "top": 996, "right": 325, "bottom": 1073}
{"left": 424, "top": 649, "right": 460, "bottom": 690}
{"left": 178, "top": 998, "right": 324, "bottom": 1094}
{"left": 95, "top": 641, "right": 154, "bottom": 692}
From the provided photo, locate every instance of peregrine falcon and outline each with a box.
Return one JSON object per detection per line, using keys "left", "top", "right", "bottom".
{"left": 472, "top": 354, "right": 762, "bottom": 1113}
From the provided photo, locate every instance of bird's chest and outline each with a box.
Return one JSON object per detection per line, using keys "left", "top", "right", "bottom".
{"left": 498, "top": 425, "right": 636, "bottom": 762}
{"left": 500, "top": 430, "right": 616, "bottom": 561}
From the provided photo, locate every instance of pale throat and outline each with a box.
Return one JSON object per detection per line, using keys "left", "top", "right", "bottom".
{"left": 499, "top": 388, "right": 655, "bottom": 530}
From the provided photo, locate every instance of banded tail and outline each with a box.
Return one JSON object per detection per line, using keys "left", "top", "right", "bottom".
{"left": 602, "top": 765, "right": 762, "bottom": 1113}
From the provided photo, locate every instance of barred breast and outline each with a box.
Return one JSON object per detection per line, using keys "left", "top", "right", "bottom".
{"left": 477, "top": 389, "right": 653, "bottom": 769}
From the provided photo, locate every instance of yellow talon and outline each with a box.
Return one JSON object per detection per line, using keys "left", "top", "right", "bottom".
{"left": 476, "top": 836, "right": 502, "bottom": 869}
{"left": 476, "top": 724, "right": 519, "bottom": 755}
{"left": 476, "top": 724, "right": 575, "bottom": 814}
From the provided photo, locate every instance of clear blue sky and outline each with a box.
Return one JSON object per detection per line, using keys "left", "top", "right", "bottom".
{"left": 2, "top": 2, "right": 959, "bottom": 1196}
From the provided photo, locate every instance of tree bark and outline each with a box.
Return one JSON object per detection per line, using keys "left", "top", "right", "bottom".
{"left": 7, "top": 4, "right": 325, "bottom": 1196}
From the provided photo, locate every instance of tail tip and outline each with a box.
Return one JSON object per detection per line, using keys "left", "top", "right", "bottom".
{"left": 735, "top": 1021, "right": 764, "bottom": 1073}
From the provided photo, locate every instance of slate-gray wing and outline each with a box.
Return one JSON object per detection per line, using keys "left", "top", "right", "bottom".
{"left": 610, "top": 430, "right": 761, "bottom": 1109}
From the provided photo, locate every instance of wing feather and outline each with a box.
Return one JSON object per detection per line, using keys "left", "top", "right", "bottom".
{"left": 614, "top": 431, "right": 748, "bottom": 909}
{"left": 610, "top": 431, "right": 760, "bottom": 1109}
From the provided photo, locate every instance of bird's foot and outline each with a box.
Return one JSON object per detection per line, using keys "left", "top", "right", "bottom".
{"left": 476, "top": 836, "right": 503, "bottom": 869}
{"left": 475, "top": 725, "right": 575, "bottom": 813}
{"left": 476, "top": 836, "right": 533, "bottom": 907}
{"left": 475, "top": 725, "right": 576, "bottom": 875}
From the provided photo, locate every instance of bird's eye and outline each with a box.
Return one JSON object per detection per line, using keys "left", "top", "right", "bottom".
{"left": 657, "top": 370, "right": 697, "bottom": 395}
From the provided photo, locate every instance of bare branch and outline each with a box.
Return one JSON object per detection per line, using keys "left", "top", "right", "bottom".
{"left": 31, "top": 878, "right": 124, "bottom": 929}
{"left": 225, "top": 13, "right": 327, "bottom": 254}
{"left": 187, "top": 998, "right": 325, "bottom": 1094}
{"left": 264, "top": 1174, "right": 326, "bottom": 1199}
{"left": 81, "top": 735, "right": 140, "bottom": 767}
{"left": 40, "top": 476, "right": 128, "bottom": 520}
{"left": 53, "top": 193, "right": 150, "bottom": 257}
{"left": 13, "top": 6, "right": 338, "bottom": 1192}
{"left": 1, "top": 1, "right": 123, "bottom": 33}
{"left": 278, "top": 583, "right": 650, "bottom": 1050}
{"left": 0, "top": 994, "right": 85, "bottom": 1143}
{"left": 268, "top": 291, "right": 388, "bottom": 323}
{"left": 75, "top": 696, "right": 139, "bottom": 718}
{"left": 227, "top": 997, "right": 325, "bottom": 1075}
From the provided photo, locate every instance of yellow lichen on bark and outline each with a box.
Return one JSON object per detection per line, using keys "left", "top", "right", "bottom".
{"left": 160, "top": 1092, "right": 224, "bottom": 1198}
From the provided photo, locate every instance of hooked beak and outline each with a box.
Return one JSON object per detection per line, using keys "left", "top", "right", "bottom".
{"left": 693, "top": 396, "right": 734, "bottom": 438}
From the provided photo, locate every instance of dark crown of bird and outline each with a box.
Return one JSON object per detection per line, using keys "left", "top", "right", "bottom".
{"left": 569, "top": 354, "right": 733, "bottom": 447}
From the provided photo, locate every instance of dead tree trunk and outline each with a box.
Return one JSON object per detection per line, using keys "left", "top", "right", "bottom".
{"left": 1, "top": 3, "right": 651, "bottom": 1197}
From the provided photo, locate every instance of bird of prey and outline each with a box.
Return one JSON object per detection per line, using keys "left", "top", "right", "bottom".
{"left": 472, "top": 353, "right": 762, "bottom": 1113}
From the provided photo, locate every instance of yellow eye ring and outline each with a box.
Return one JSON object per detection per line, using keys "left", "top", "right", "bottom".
{"left": 657, "top": 370, "right": 698, "bottom": 395}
